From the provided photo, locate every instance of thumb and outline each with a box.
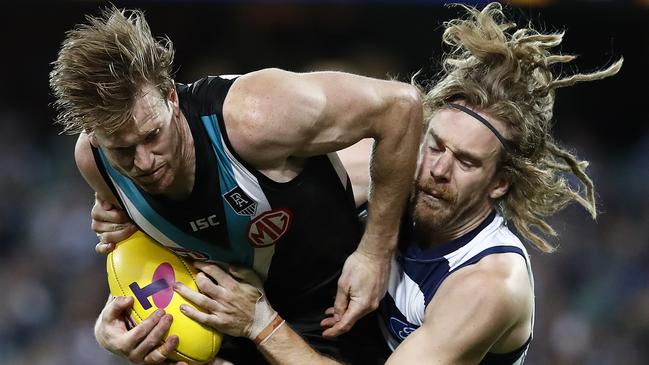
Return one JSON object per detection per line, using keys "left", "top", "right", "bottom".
{"left": 104, "top": 296, "right": 133, "bottom": 320}
{"left": 332, "top": 284, "right": 349, "bottom": 322}
{"left": 96, "top": 193, "right": 114, "bottom": 210}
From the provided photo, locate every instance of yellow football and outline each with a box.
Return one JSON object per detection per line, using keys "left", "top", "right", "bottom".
{"left": 106, "top": 231, "right": 222, "bottom": 365}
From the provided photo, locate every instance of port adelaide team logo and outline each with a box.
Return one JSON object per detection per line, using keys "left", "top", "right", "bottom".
{"left": 223, "top": 185, "right": 257, "bottom": 216}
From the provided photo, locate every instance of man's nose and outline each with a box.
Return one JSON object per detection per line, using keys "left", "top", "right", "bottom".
{"left": 133, "top": 144, "right": 154, "bottom": 171}
{"left": 430, "top": 151, "right": 452, "bottom": 182}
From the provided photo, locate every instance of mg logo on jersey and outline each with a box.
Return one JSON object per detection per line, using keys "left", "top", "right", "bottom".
{"left": 223, "top": 185, "right": 257, "bottom": 216}
{"left": 247, "top": 208, "right": 293, "bottom": 247}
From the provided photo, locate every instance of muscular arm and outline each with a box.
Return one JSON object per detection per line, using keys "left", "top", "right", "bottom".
{"left": 256, "top": 325, "right": 341, "bottom": 365}
{"left": 224, "top": 69, "right": 420, "bottom": 237}
{"left": 386, "top": 253, "right": 533, "bottom": 365}
{"left": 75, "top": 133, "right": 137, "bottom": 249}
{"left": 75, "top": 133, "right": 121, "bottom": 206}
{"left": 225, "top": 69, "right": 423, "bottom": 333}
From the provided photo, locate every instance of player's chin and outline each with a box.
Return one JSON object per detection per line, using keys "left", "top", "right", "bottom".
{"left": 139, "top": 174, "right": 173, "bottom": 195}
{"left": 414, "top": 195, "right": 446, "bottom": 214}
{"left": 138, "top": 181, "right": 165, "bottom": 195}
{"left": 413, "top": 199, "right": 452, "bottom": 222}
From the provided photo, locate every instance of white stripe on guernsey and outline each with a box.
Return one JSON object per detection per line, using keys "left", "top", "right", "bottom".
{"left": 388, "top": 214, "right": 533, "bottom": 335}
{"left": 524, "top": 249, "right": 535, "bottom": 343}
{"left": 444, "top": 214, "right": 536, "bottom": 340}
{"left": 109, "top": 176, "right": 183, "bottom": 250}
{"left": 444, "top": 215, "right": 527, "bottom": 270}
{"left": 327, "top": 152, "right": 349, "bottom": 188}
{"left": 387, "top": 256, "right": 426, "bottom": 326}
{"left": 217, "top": 74, "right": 241, "bottom": 80}
{"left": 512, "top": 352, "right": 526, "bottom": 365}
{"left": 218, "top": 134, "right": 275, "bottom": 280}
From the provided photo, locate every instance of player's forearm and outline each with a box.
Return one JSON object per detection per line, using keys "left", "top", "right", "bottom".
{"left": 362, "top": 86, "right": 422, "bottom": 256}
{"left": 258, "top": 323, "right": 341, "bottom": 365}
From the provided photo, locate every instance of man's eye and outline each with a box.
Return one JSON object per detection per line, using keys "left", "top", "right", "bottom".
{"left": 458, "top": 159, "right": 475, "bottom": 169}
{"left": 146, "top": 128, "right": 161, "bottom": 142}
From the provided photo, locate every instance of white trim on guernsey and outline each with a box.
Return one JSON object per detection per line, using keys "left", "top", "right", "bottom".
{"left": 387, "top": 255, "right": 426, "bottom": 326}
{"left": 109, "top": 175, "right": 184, "bottom": 250}
{"left": 216, "top": 74, "right": 240, "bottom": 80}
{"left": 384, "top": 213, "right": 534, "bottom": 364}
{"left": 327, "top": 152, "right": 349, "bottom": 188}
{"left": 390, "top": 214, "right": 532, "bottom": 323}
{"left": 218, "top": 132, "right": 276, "bottom": 280}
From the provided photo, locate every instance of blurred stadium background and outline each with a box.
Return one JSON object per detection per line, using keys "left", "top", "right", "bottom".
{"left": 0, "top": 0, "right": 647, "bottom": 364}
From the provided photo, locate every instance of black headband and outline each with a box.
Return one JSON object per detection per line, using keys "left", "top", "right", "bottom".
{"left": 446, "top": 103, "right": 514, "bottom": 154}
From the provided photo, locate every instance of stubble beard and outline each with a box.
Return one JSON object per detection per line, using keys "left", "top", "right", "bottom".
{"left": 410, "top": 180, "right": 458, "bottom": 238}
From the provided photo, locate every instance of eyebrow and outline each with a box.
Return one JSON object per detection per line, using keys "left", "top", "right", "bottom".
{"left": 429, "top": 131, "right": 483, "bottom": 163}
{"left": 103, "top": 127, "right": 160, "bottom": 149}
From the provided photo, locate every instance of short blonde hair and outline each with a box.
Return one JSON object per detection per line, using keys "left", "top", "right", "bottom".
{"left": 421, "top": 2, "right": 622, "bottom": 252}
{"left": 49, "top": 7, "right": 175, "bottom": 135}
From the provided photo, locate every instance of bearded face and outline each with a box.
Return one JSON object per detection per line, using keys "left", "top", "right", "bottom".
{"left": 410, "top": 107, "right": 509, "bottom": 241}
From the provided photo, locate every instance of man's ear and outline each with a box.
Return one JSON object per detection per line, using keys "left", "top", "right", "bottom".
{"left": 167, "top": 84, "right": 179, "bottom": 108}
{"left": 489, "top": 172, "right": 511, "bottom": 200}
{"left": 88, "top": 132, "right": 99, "bottom": 147}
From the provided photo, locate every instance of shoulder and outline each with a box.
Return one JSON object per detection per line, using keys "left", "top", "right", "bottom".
{"left": 224, "top": 68, "right": 324, "bottom": 125}
{"left": 74, "top": 133, "right": 120, "bottom": 206}
{"left": 221, "top": 68, "right": 326, "bottom": 165}
{"left": 74, "top": 133, "right": 96, "bottom": 175}
{"left": 391, "top": 251, "right": 532, "bottom": 364}
{"left": 432, "top": 252, "right": 531, "bottom": 326}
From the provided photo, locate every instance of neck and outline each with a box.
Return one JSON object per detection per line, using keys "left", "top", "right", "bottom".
{"left": 415, "top": 203, "right": 494, "bottom": 248}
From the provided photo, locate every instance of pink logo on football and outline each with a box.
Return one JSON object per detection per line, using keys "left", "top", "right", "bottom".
{"left": 151, "top": 263, "right": 175, "bottom": 309}
{"left": 129, "top": 262, "right": 176, "bottom": 310}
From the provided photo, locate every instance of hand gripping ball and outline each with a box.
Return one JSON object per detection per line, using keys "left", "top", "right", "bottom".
{"left": 106, "top": 231, "right": 222, "bottom": 364}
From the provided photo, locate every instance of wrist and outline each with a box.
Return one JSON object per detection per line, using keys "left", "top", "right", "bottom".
{"left": 247, "top": 289, "right": 278, "bottom": 340}
{"left": 357, "top": 234, "right": 397, "bottom": 260}
{"left": 254, "top": 313, "right": 285, "bottom": 346}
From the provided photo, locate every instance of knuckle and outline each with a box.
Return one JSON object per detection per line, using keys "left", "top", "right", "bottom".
{"left": 127, "top": 354, "right": 140, "bottom": 363}
{"left": 221, "top": 281, "right": 236, "bottom": 291}
{"left": 144, "top": 353, "right": 162, "bottom": 364}
{"left": 195, "top": 275, "right": 210, "bottom": 288}
{"left": 207, "top": 314, "right": 221, "bottom": 327}
{"left": 143, "top": 339, "right": 159, "bottom": 350}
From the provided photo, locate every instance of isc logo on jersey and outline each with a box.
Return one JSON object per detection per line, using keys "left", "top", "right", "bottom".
{"left": 189, "top": 214, "right": 221, "bottom": 232}
{"left": 247, "top": 208, "right": 293, "bottom": 247}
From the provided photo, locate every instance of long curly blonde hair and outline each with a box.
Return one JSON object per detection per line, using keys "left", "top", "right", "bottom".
{"left": 421, "top": 2, "right": 622, "bottom": 252}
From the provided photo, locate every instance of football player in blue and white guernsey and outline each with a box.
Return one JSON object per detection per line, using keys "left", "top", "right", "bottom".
{"left": 167, "top": 3, "right": 622, "bottom": 365}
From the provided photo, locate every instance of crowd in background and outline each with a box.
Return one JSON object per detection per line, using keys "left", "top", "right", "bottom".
{"left": 1, "top": 1, "right": 647, "bottom": 364}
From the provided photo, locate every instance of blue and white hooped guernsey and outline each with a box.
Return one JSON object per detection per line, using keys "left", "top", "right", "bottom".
{"left": 380, "top": 212, "right": 534, "bottom": 365}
